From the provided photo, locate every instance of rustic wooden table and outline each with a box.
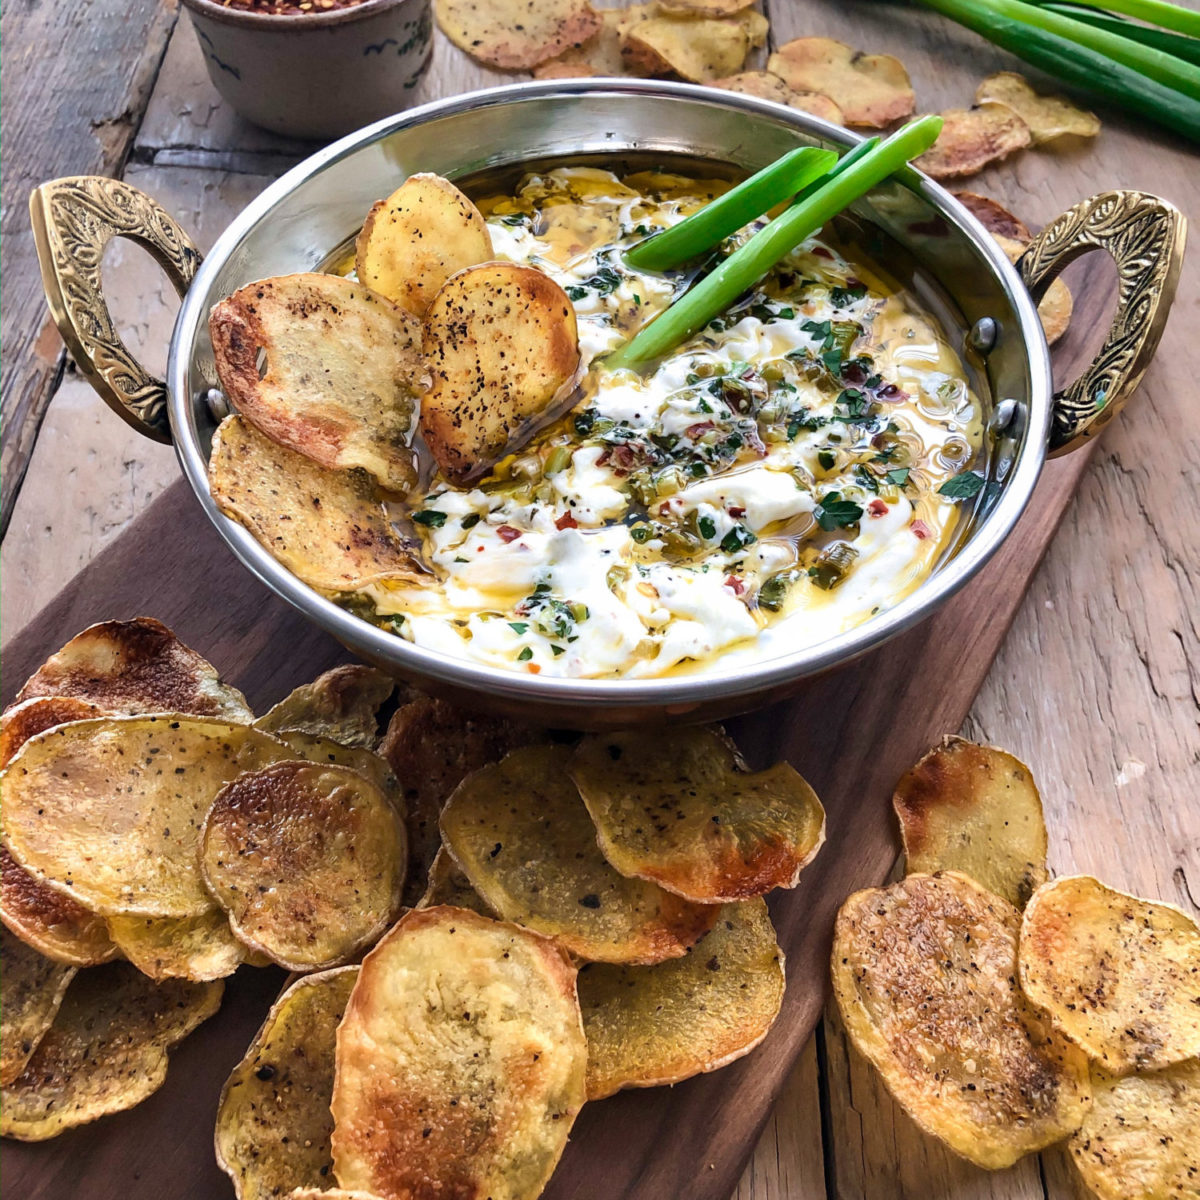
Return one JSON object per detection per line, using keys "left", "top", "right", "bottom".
{"left": 2, "top": 1, "right": 1197, "bottom": 1196}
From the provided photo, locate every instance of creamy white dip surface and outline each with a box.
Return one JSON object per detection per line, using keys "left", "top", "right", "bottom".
{"left": 361, "top": 168, "right": 985, "bottom": 679}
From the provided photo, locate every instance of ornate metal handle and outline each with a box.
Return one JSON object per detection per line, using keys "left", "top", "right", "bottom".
{"left": 1016, "top": 189, "right": 1185, "bottom": 457}
{"left": 29, "top": 176, "right": 203, "bottom": 443}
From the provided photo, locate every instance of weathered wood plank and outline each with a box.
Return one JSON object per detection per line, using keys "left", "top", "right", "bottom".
{"left": 0, "top": 0, "right": 180, "bottom": 537}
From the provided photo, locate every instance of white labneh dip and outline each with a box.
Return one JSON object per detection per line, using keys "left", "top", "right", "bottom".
{"left": 361, "top": 168, "right": 985, "bottom": 679}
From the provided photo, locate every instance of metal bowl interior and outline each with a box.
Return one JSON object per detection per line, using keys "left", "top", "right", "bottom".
{"left": 168, "top": 80, "right": 1052, "bottom": 725}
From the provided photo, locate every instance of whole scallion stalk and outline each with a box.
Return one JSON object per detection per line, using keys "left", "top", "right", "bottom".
{"left": 1039, "top": 3, "right": 1200, "bottom": 66}
{"left": 915, "top": 0, "right": 1200, "bottom": 142}
{"left": 1042, "top": 0, "right": 1200, "bottom": 37}
{"left": 605, "top": 118, "right": 941, "bottom": 371}
{"left": 625, "top": 146, "right": 838, "bottom": 272}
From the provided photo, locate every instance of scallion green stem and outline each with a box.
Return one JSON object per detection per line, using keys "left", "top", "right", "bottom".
{"left": 605, "top": 119, "right": 941, "bottom": 371}
{"left": 916, "top": 0, "right": 1200, "bottom": 142}
{"left": 1043, "top": 0, "right": 1200, "bottom": 37}
{"left": 1039, "top": 3, "right": 1200, "bottom": 66}
{"left": 624, "top": 146, "right": 838, "bottom": 271}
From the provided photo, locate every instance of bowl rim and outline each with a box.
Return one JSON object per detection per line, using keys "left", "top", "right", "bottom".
{"left": 181, "top": 0, "right": 411, "bottom": 31}
{"left": 168, "top": 78, "right": 1052, "bottom": 709}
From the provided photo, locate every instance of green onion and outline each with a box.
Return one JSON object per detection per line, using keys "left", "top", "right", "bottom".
{"left": 624, "top": 146, "right": 838, "bottom": 272}
{"left": 1040, "top": 0, "right": 1200, "bottom": 36}
{"left": 604, "top": 122, "right": 938, "bottom": 371}
{"left": 915, "top": 0, "right": 1200, "bottom": 142}
{"left": 1039, "top": 3, "right": 1200, "bottom": 66}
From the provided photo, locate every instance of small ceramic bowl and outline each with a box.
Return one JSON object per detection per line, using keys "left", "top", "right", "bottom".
{"left": 181, "top": 0, "right": 432, "bottom": 140}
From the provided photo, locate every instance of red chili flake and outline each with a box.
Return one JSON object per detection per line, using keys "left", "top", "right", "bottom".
{"left": 686, "top": 421, "right": 715, "bottom": 439}
{"left": 724, "top": 575, "right": 746, "bottom": 595}
{"left": 877, "top": 383, "right": 908, "bottom": 402}
{"left": 728, "top": 506, "right": 746, "bottom": 518}
{"left": 868, "top": 499, "right": 889, "bottom": 517}
{"left": 554, "top": 512, "right": 578, "bottom": 531}
{"left": 527, "top": 663, "right": 541, "bottom": 674}
{"left": 912, "top": 519, "right": 932, "bottom": 540}
{"left": 496, "top": 525, "right": 522, "bottom": 543}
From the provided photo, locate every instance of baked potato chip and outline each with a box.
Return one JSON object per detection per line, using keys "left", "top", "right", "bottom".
{"left": 201, "top": 760, "right": 404, "bottom": 970}
{"left": 1, "top": 715, "right": 290, "bottom": 918}
{"left": 216, "top": 967, "right": 358, "bottom": 1200}
{"left": 209, "top": 415, "right": 423, "bottom": 595}
{"left": 253, "top": 664, "right": 396, "bottom": 749}
{"left": 433, "top": 0, "right": 601, "bottom": 69}
{"left": 0, "top": 962, "right": 222, "bottom": 1141}
{"left": 107, "top": 908, "right": 243, "bottom": 982}
{"left": 832, "top": 872, "right": 1091, "bottom": 1169}
{"left": 532, "top": 6, "right": 627, "bottom": 78}
{"left": 993, "top": 233, "right": 1074, "bottom": 346}
{"left": 290, "top": 1192, "right": 380, "bottom": 1200}
{"left": 658, "top": 0, "right": 755, "bottom": 12}
{"left": 1, "top": 843, "right": 118, "bottom": 966}
{"left": 1069, "top": 1059, "right": 1200, "bottom": 1200}
{"left": 440, "top": 744, "right": 718, "bottom": 963}
{"left": 767, "top": 37, "right": 913, "bottom": 128}
{"left": 210, "top": 273, "right": 426, "bottom": 494}
{"left": 1019, "top": 875, "right": 1200, "bottom": 1072}
{"left": 0, "top": 926, "right": 76, "bottom": 1086}
{"left": 418, "top": 847, "right": 495, "bottom": 916}
{"left": 579, "top": 897, "right": 784, "bottom": 1100}
{"left": 915, "top": 102, "right": 1032, "bottom": 179}
{"left": 380, "top": 694, "right": 546, "bottom": 904}
{"left": 570, "top": 727, "right": 825, "bottom": 902}
{"left": 331, "top": 907, "right": 587, "bottom": 1200}
{"left": 976, "top": 71, "right": 1100, "bottom": 144}
{"left": 13, "top": 616, "right": 251, "bottom": 720}
{"left": 0, "top": 695, "right": 103, "bottom": 766}
{"left": 621, "top": 11, "right": 767, "bottom": 82}
{"left": 893, "top": 736, "right": 1048, "bottom": 909}
{"left": 421, "top": 262, "right": 580, "bottom": 483}
{"left": 713, "top": 71, "right": 845, "bottom": 124}
{"left": 356, "top": 174, "right": 493, "bottom": 319}
{"left": 952, "top": 190, "right": 1032, "bottom": 240}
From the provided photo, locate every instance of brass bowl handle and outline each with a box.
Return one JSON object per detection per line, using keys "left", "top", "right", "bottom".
{"left": 1016, "top": 189, "right": 1186, "bottom": 457}
{"left": 30, "top": 176, "right": 203, "bottom": 444}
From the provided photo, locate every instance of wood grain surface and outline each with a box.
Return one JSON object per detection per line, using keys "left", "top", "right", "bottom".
{"left": 1, "top": 1, "right": 1197, "bottom": 1198}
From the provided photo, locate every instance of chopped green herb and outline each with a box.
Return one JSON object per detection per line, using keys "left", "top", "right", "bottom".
{"left": 412, "top": 510, "right": 447, "bottom": 528}
{"left": 550, "top": 644, "right": 566, "bottom": 656}
{"left": 818, "top": 449, "right": 837, "bottom": 470}
{"left": 517, "top": 647, "right": 533, "bottom": 662}
{"left": 720, "top": 526, "right": 757, "bottom": 553}
{"left": 630, "top": 523, "right": 654, "bottom": 544}
{"left": 698, "top": 515, "right": 717, "bottom": 540}
{"left": 508, "top": 622, "right": 529, "bottom": 634}
{"left": 938, "top": 470, "right": 987, "bottom": 499}
{"left": 460, "top": 512, "right": 481, "bottom": 529}
{"left": 814, "top": 492, "right": 864, "bottom": 531}
{"left": 885, "top": 467, "right": 911, "bottom": 487}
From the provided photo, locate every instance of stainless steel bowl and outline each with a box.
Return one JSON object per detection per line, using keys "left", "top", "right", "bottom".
{"left": 31, "top": 81, "right": 1185, "bottom": 727}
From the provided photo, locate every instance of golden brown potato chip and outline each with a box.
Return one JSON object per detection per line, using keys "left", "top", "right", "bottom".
{"left": 712, "top": 70, "right": 845, "bottom": 124}
{"left": 418, "top": 847, "right": 495, "bottom": 916}
{"left": 216, "top": 967, "right": 358, "bottom": 1200}
{"left": 254, "top": 664, "right": 396, "bottom": 749}
{"left": 0, "top": 926, "right": 76, "bottom": 1086}
{"left": 1, "top": 843, "right": 118, "bottom": 966}
{"left": 421, "top": 262, "right": 580, "bottom": 484}
{"left": 915, "top": 102, "right": 1032, "bottom": 179}
{"left": 658, "top": 0, "right": 755, "bottom": 12}
{"left": 579, "top": 897, "right": 784, "bottom": 1100}
{"left": 0, "top": 695, "right": 103, "bottom": 766}
{"left": 993, "top": 233, "right": 1074, "bottom": 346}
{"left": 433, "top": 0, "right": 601, "bottom": 69}
{"left": 356, "top": 174, "right": 493, "bottom": 319}
{"left": 201, "top": 760, "right": 404, "bottom": 970}
{"left": 570, "top": 727, "right": 825, "bottom": 903}
{"left": 767, "top": 37, "right": 913, "bottom": 127}
{"left": 1020, "top": 875, "right": 1200, "bottom": 1073}
{"left": 0, "top": 962, "right": 222, "bottom": 1140}
{"left": 893, "top": 736, "right": 1048, "bottom": 909}
{"left": 531, "top": 6, "right": 627, "bottom": 77}
{"left": 832, "top": 872, "right": 1092, "bottom": 1168}
{"left": 106, "top": 908, "right": 243, "bottom": 982}
{"left": 951, "top": 189, "right": 1030, "bottom": 240}
{"left": 380, "top": 694, "right": 545, "bottom": 905}
{"left": 13, "top": 616, "right": 252, "bottom": 720}
{"left": 1, "top": 715, "right": 290, "bottom": 918}
{"left": 621, "top": 10, "right": 767, "bottom": 82}
{"left": 976, "top": 71, "right": 1101, "bottom": 144}
{"left": 274, "top": 730, "right": 407, "bottom": 821}
{"left": 210, "top": 273, "right": 427, "bottom": 494}
{"left": 441, "top": 744, "right": 718, "bottom": 963}
{"left": 209, "top": 415, "right": 425, "bottom": 595}
{"left": 331, "top": 907, "right": 587, "bottom": 1200}
{"left": 1069, "top": 1059, "right": 1200, "bottom": 1200}
{"left": 290, "top": 1192, "right": 380, "bottom": 1200}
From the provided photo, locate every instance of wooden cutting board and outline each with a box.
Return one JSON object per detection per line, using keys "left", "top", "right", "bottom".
{"left": 2, "top": 271, "right": 1104, "bottom": 1200}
